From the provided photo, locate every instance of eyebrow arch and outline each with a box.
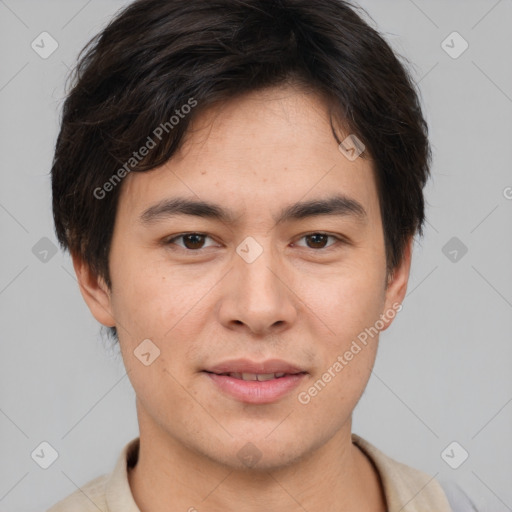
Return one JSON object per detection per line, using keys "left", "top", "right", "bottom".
{"left": 139, "top": 194, "right": 367, "bottom": 225}
{"left": 140, "top": 197, "right": 237, "bottom": 224}
{"left": 274, "top": 195, "right": 367, "bottom": 225}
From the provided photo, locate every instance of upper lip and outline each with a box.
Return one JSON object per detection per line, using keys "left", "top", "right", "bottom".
{"left": 204, "top": 358, "right": 307, "bottom": 375}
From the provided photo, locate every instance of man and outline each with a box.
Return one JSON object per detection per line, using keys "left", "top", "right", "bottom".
{"left": 48, "top": 0, "right": 473, "bottom": 510}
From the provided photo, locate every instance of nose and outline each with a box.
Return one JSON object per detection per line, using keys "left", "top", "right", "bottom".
{"left": 216, "top": 243, "right": 298, "bottom": 337}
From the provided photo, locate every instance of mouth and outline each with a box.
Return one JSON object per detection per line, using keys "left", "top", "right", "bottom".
{"left": 204, "top": 371, "right": 301, "bottom": 381}
{"left": 202, "top": 359, "right": 308, "bottom": 404}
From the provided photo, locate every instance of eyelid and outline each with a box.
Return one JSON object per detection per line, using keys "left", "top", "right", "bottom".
{"left": 292, "top": 232, "right": 345, "bottom": 249}
{"left": 165, "top": 232, "right": 220, "bottom": 249}
{"left": 164, "top": 231, "right": 348, "bottom": 252}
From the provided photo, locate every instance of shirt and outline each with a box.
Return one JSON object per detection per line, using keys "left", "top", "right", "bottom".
{"left": 47, "top": 434, "right": 454, "bottom": 512}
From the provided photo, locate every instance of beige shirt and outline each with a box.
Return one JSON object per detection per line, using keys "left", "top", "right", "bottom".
{"left": 47, "top": 434, "right": 452, "bottom": 512}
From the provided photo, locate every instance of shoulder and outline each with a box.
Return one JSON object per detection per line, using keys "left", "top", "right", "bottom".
{"left": 352, "top": 433, "right": 453, "bottom": 512}
{"left": 46, "top": 473, "right": 109, "bottom": 512}
{"left": 46, "top": 437, "right": 140, "bottom": 512}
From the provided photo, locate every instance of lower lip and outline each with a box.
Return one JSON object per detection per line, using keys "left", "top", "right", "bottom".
{"left": 204, "top": 372, "right": 307, "bottom": 404}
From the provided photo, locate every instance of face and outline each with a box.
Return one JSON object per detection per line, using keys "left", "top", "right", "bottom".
{"left": 76, "top": 84, "right": 411, "bottom": 470}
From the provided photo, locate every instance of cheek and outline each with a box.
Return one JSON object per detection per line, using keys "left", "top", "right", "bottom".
{"left": 297, "top": 258, "right": 386, "bottom": 343}
{"left": 109, "top": 251, "right": 219, "bottom": 376}
{"left": 296, "top": 275, "right": 384, "bottom": 416}
{"left": 108, "top": 248, "right": 178, "bottom": 332}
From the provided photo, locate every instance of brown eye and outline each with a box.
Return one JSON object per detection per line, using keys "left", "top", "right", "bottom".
{"left": 305, "top": 233, "right": 330, "bottom": 249}
{"left": 294, "top": 233, "right": 341, "bottom": 250}
{"left": 182, "top": 233, "right": 206, "bottom": 249}
{"left": 166, "top": 233, "right": 216, "bottom": 250}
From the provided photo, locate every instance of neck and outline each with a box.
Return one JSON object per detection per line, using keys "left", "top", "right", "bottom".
{"left": 128, "top": 413, "right": 386, "bottom": 512}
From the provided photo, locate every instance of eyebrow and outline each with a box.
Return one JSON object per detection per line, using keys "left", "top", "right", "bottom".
{"left": 139, "top": 194, "right": 367, "bottom": 226}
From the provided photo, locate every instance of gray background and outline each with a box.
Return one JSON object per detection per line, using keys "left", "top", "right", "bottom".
{"left": 0, "top": 0, "right": 511, "bottom": 510}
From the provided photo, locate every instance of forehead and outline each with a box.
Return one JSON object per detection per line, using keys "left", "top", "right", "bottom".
{"left": 117, "top": 85, "right": 380, "bottom": 224}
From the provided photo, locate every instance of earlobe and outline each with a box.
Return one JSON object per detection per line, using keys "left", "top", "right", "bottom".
{"left": 380, "top": 237, "right": 414, "bottom": 331}
{"left": 71, "top": 252, "right": 116, "bottom": 328}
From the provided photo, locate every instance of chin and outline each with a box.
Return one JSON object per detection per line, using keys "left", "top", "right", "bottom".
{"left": 201, "top": 434, "right": 318, "bottom": 473}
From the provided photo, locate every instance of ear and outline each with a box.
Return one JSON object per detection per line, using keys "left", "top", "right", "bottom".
{"left": 380, "top": 236, "right": 414, "bottom": 332}
{"left": 71, "top": 252, "right": 116, "bottom": 327}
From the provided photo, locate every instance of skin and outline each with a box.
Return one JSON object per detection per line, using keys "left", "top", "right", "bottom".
{"left": 74, "top": 83, "right": 413, "bottom": 512}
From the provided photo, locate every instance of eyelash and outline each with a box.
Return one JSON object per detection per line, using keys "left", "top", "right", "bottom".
{"left": 164, "top": 232, "right": 346, "bottom": 251}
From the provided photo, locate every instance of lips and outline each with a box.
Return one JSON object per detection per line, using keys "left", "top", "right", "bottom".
{"left": 204, "top": 358, "right": 306, "bottom": 376}
{"left": 203, "top": 359, "right": 308, "bottom": 404}
{"left": 213, "top": 372, "right": 288, "bottom": 381}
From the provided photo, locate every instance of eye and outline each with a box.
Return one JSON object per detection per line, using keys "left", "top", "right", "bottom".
{"left": 165, "top": 233, "right": 219, "bottom": 250}
{"left": 293, "top": 233, "right": 341, "bottom": 250}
